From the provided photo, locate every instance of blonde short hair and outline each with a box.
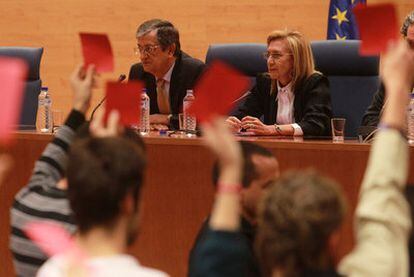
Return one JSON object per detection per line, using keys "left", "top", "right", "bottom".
{"left": 267, "top": 30, "right": 316, "bottom": 88}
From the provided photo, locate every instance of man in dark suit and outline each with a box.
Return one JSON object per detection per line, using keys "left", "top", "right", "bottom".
{"left": 128, "top": 19, "right": 205, "bottom": 129}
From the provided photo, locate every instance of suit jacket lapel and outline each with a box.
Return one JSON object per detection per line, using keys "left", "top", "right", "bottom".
{"left": 144, "top": 73, "right": 158, "bottom": 113}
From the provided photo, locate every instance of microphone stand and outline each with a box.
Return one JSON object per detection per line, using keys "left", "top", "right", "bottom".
{"left": 90, "top": 74, "right": 126, "bottom": 121}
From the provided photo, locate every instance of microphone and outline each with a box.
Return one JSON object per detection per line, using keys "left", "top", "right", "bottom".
{"left": 231, "top": 90, "right": 252, "bottom": 104}
{"left": 90, "top": 74, "right": 127, "bottom": 121}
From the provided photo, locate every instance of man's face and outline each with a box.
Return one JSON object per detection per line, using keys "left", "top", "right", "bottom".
{"left": 136, "top": 30, "right": 175, "bottom": 78}
{"left": 240, "top": 155, "right": 279, "bottom": 224}
{"left": 406, "top": 24, "right": 414, "bottom": 50}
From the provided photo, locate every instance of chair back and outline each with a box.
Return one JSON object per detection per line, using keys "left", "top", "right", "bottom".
{"left": 0, "top": 47, "right": 43, "bottom": 130}
{"left": 311, "top": 40, "right": 379, "bottom": 137}
{"left": 205, "top": 43, "right": 267, "bottom": 88}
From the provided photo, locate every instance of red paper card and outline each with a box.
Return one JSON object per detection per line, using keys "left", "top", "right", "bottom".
{"left": 105, "top": 81, "right": 143, "bottom": 126}
{"left": 79, "top": 33, "right": 114, "bottom": 73}
{"left": 0, "top": 57, "right": 28, "bottom": 144}
{"left": 188, "top": 61, "right": 250, "bottom": 123}
{"left": 354, "top": 3, "right": 398, "bottom": 55}
{"left": 25, "top": 222, "right": 74, "bottom": 257}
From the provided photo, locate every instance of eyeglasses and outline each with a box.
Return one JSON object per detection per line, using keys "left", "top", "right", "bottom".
{"left": 263, "top": 51, "right": 292, "bottom": 61}
{"left": 134, "top": 44, "right": 160, "bottom": 56}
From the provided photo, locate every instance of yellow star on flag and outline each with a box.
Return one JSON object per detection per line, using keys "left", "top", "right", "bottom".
{"left": 332, "top": 8, "right": 349, "bottom": 26}
{"left": 335, "top": 33, "right": 347, "bottom": 40}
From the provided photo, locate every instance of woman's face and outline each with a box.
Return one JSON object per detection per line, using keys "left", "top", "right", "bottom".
{"left": 266, "top": 39, "right": 293, "bottom": 85}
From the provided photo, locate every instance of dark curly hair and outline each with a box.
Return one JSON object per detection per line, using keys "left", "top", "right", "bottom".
{"left": 255, "top": 170, "right": 346, "bottom": 277}
{"left": 401, "top": 11, "right": 414, "bottom": 37}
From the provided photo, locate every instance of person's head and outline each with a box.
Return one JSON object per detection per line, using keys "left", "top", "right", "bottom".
{"left": 212, "top": 141, "right": 279, "bottom": 223}
{"left": 401, "top": 10, "right": 414, "bottom": 49}
{"left": 135, "top": 19, "right": 181, "bottom": 78}
{"left": 67, "top": 136, "right": 147, "bottom": 246}
{"left": 256, "top": 170, "right": 346, "bottom": 276}
{"left": 265, "top": 30, "right": 315, "bottom": 88}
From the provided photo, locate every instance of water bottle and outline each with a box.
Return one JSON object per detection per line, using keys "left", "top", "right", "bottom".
{"left": 139, "top": 88, "right": 150, "bottom": 135}
{"left": 36, "top": 87, "right": 53, "bottom": 133}
{"left": 183, "top": 89, "right": 196, "bottom": 133}
{"left": 407, "top": 93, "right": 414, "bottom": 143}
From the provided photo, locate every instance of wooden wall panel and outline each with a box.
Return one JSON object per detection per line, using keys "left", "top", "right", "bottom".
{"left": 0, "top": 1, "right": 411, "bottom": 119}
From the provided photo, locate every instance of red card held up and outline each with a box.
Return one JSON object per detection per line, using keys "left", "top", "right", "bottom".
{"left": 25, "top": 221, "right": 74, "bottom": 257}
{"left": 189, "top": 61, "right": 250, "bottom": 123}
{"left": 354, "top": 3, "right": 398, "bottom": 55}
{"left": 0, "top": 57, "right": 28, "bottom": 144}
{"left": 79, "top": 33, "right": 114, "bottom": 73}
{"left": 105, "top": 81, "right": 143, "bottom": 126}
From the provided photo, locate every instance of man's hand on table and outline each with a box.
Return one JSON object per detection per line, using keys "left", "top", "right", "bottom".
{"left": 151, "top": 124, "right": 169, "bottom": 131}
{"left": 150, "top": 114, "right": 170, "bottom": 125}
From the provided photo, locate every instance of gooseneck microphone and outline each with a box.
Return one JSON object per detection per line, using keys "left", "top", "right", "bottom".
{"left": 90, "top": 74, "right": 127, "bottom": 121}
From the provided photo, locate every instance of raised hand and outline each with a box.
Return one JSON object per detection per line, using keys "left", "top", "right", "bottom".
{"left": 70, "top": 64, "right": 97, "bottom": 114}
{"left": 89, "top": 108, "right": 122, "bottom": 138}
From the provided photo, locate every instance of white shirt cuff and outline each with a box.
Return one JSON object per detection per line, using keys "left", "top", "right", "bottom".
{"left": 292, "top": 123, "right": 303, "bottom": 136}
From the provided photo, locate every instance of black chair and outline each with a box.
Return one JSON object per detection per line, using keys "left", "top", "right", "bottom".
{"left": 311, "top": 40, "right": 380, "bottom": 137}
{"left": 205, "top": 43, "right": 267, "bottom": 112}
{"left": 0, "top": 47, "right": 43, "bottom": 130}
{"left": 205, "top": 41, "right": 380, "bottom": 137}
{"left": 205, "top": 43, "right": 267, "bottom": 88}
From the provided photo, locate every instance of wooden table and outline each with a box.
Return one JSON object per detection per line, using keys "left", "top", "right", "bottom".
{"left": 1, "top": 132, "right": 413, "bottom": 277}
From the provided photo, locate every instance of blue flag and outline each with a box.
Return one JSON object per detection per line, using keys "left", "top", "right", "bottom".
{"left": 327, "top": 0, "right": 367, "bottom": 40}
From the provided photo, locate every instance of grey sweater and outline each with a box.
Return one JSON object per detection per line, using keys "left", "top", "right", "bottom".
{"left": 10, "top": 110, "right": 85, "bottom": 277}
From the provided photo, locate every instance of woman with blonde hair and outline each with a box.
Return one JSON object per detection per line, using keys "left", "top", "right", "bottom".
{"left": 227, "top": 30, "right": 332, "bottom": 137}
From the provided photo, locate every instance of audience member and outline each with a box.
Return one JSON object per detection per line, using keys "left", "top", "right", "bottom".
{"left": 188, "top": 141, "right": 279, "bottom": 277}
{"left": 227, "top": 30, "right": 332, "bottom": 137}
{"left": 361, "top": 9, "right": 414, "bottom": 128}
{"left": 128, "top": 19, "right": 205, "bottom": 130}
{"left": 36, "top": 111, "right": 166, "bottom": 276}
{"left": 9, "top": 65, "right": 144, "bottom": 276}
{"left": 193, "top": 40, "right": 414, "bottom": 276}
{"left": 10, "top": 65, "right": 96, "bottom": 277}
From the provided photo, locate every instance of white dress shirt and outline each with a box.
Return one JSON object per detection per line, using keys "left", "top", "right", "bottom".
{"left": 275, "top": 81, "right": 303, "bottom": 136}
{"left": 157, "top": 62, "right": 175, "bottom": 108}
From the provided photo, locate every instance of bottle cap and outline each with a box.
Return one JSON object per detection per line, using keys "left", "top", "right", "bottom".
{"left": 41, "top": 86, "right": 48, "bottom": 91}
{"left": 159, "top": 129, "right": 167, "bottom": 136}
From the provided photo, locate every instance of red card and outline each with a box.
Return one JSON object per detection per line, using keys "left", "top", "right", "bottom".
{"left": 25, "top": 221, "right": 74, "bottom": 257}
{"left": 189, "top": 61, "right": 250, "bottom": 123}
{"left": 105, "top": 81, "right": 143, "bottom": 126}
{"left": 0, "top": 57, "right": 28, "bottom": 144}
{"left": 354, "top": 3, "right": 398, "bottom": 55}
{"left": 79, "top": 33, "right": 114, "bottom": 73}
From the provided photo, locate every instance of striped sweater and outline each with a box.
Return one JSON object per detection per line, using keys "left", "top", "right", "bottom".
{"left": 10, "top": 110, "right": 85, "bottom": 277}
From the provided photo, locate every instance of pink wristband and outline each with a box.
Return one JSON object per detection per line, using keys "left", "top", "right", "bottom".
{"left": 217, "top": 183, "right": 242, "bottom": 194}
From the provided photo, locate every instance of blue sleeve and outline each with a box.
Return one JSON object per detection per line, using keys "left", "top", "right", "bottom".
{"left": 191, "top": 228, "right": 250, "bottom": 277}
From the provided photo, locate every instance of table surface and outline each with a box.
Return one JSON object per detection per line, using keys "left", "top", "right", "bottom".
{"left": 1, "top": 131, "right": 413, "bottom": 277}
